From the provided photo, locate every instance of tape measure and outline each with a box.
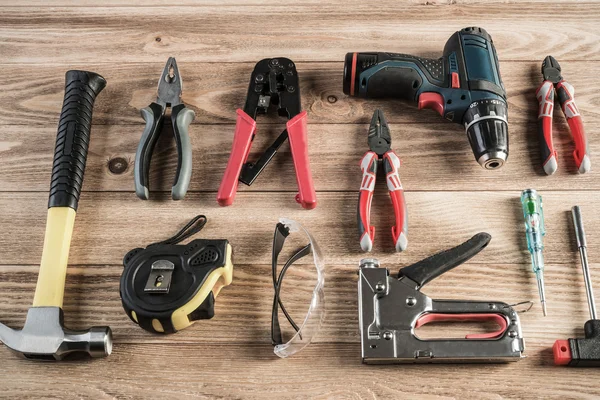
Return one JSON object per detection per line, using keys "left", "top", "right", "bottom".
{"left": 119, "top": 215, "right": 233, "bottom": 334}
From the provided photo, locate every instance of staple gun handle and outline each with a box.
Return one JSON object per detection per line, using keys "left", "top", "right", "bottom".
{"left": 399, "top": 232, "right": 491, "bottom": 287}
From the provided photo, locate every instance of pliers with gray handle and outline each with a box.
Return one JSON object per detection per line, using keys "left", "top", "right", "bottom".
{"left": 135, "top": 57, "right": 195, "bottom": 200}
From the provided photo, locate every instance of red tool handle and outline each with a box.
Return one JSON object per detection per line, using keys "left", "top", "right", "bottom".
{"left": 536, "top": 80, "right": 557, "bottom": 175}
{"left": 286, "top": 111, "right": 317, "bottom": 209}
{"left": 557, "top": 81, "right": 591, "bottom": 173}
{"left": 384, "top": 151, "right": 408, "bottom": 252}
{"left": 358, "top": 152, "right": 377, "bottom": 252}
{"left": 415, "top": 313, "right": 508, "bottom": 340}
{"left": 217, "top": 109, "right": 257, "bottom": 206}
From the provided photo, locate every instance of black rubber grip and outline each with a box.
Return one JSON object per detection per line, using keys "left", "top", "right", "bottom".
{"left": 399, "top": 232, "right": 491, "bottom": 287}
{"left": 48, "top": 70, "right": 106, "bottom": 210}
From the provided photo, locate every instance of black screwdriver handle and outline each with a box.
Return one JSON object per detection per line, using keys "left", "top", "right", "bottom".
{"left": 48, "top": 70, "right": 106, "bottom": 210}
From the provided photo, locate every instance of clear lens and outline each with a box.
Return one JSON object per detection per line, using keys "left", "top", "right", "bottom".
{"left": 273, "top": 218, "right": 325, "bottom": 358}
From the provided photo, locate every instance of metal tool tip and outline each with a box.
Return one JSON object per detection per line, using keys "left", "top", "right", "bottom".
{"left": 542, "top": 301, "right": 548, "bottom": 316}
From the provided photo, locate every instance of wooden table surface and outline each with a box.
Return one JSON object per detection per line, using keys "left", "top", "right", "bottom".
{"left": 1, "top": 0, "right": 600, "bottom": 398}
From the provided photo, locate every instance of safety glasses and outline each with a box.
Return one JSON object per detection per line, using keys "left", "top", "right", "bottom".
{"left": 271, "top": 218, "right": 325, "bottom": 358}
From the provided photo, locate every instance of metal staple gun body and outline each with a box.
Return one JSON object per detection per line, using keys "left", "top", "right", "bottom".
{"left": 358, "top": 233, "right": 525, "bottom": 363}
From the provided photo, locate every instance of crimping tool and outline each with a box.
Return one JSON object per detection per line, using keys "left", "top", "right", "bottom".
{"left": 134, "top": 57, "right": 196, "bottom": 200}
{"left": 536, "top": 55, "right": 590, "bottom": 175}
{"left": 217, "top": 58, "right": 317, "bottom": 209}
{"left": 358, "top": 109, "right": 407, "bottom": 252}
{"left": 358, "top": 233, "right": 525, "bottom": 363}
{"left": 120, "top": 216, "right": 233, "bottom": 334}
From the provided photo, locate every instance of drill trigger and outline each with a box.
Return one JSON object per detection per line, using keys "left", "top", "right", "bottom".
{"left": 417, "top": 92, "right": 445, "bottom": 116}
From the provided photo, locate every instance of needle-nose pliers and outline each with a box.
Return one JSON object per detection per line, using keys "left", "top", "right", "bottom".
{"left": 358, "top": 109, "right": 408, "bottom": 252}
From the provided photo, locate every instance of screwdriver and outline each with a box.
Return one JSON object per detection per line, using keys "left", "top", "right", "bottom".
{"left": 553, "top": 206, "right": 600, "bottom": 367}
{"left": 572, "top": 206, "right": 597, "bottom": 319}
{"left": 521, "top": 189, "right": 548, "bottom": 316}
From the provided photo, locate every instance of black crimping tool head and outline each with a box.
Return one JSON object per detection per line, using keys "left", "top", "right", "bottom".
{"left": 358, "top": 233, "right": 525, "bottom": 363}
{"left": 243, "top": 57, "right": 302, "bottom": 120}
{"left": 120, "top": 239, "right": 233, "bottom": 334}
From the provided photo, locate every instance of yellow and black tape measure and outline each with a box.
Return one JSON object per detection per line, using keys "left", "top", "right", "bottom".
{"left": 119, "top": 216, "right": 233, "bottom": 334}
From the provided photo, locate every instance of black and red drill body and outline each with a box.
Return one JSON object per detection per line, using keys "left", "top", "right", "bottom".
{"left": 343, "top": 27, "right": 508, "bottom": 170}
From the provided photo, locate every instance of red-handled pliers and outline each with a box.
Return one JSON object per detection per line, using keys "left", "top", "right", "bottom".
{"left": 358, "top": 109, "right": 408, "bottom": 252}
{"left": 536, "top": 55, "right": 591, "bottom": 175}
{"left": 217, "top": 58, "right": 317, "bottom": 209}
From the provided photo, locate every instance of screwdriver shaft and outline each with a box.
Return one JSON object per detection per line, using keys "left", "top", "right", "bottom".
{"left": 572, "top": 206, "right": 597, "bottom": 320}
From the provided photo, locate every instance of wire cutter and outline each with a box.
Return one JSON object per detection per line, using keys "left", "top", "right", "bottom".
{"left": 217, "top": 58, "right": 317, "bottom": 209}
{"left": 134, "top": 57, "right": 196, "bottom": 200}
{"left": 536, "top": 55, "right": 590, "bottom": 175}
{"left": 358, "top": 109, "right": 408, "bottom": 252}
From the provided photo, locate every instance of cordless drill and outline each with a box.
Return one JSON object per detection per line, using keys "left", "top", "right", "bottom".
{"left": 343, "top": 27, "right": 508, "bottom": 169}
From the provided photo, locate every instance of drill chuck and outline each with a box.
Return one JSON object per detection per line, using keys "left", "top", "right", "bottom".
{"left": 463, "top": 100, "right": 509, "bottom": 169}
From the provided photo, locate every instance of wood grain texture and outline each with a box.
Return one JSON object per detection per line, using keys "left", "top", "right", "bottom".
{"left": 0, "top": 5, "right": 599, "bottom": 63}
{"left": 1, "top": 122, "right": 599, "bottom": 192}
{"left": 0, "top": 191, "right": 598, "bottom": 266}
{"left": 1, "top": 343, "right": 598, "bottom": 400}
{"left": 1, "top": 0, "right": 600, "bottom": 398}
{"left": 0, "top": 61, "right": 599, "bottom": 126}
{"left": 0, "top": 262, "right": 596, "bottom": 345}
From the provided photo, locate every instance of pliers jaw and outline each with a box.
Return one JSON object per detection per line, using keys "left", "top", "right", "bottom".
{"left": 217, "top": 58, "right": 316, "bottom": 209}
{"left": 541, "top": 55, "right": 563, "bottom": 84}
{"left": 157, "top": 57, "right": 183, "bottom": 108}
{"left": 367, "top": 109, "right": 392, "bottom": 158}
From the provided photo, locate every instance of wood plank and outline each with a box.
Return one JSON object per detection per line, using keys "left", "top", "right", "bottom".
{"left": 1, "top": 342, "right": 599, "bottom": 399}
{"left": 0, "top": 191, "right": 597, "bottom": 266}
{"left": 0, "top": 6, "right": 599, "bottom": 63}
{"left": 0, "top": 262, "right": 596, "bottom": 345}
{"left": 1, "top": 121, "right": 598, "bottom": 193}
{"left": 0, "top": 61, "right": 598, "bottom": 126}
{"left": 4, "top": 0, "right": 594, "bottom": 6}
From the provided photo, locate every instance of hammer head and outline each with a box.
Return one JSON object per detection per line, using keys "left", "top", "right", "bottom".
{"left": 0, "top": 307, "right": 112, "bottom": 360}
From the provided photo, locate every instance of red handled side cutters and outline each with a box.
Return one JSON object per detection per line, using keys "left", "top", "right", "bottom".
{"left": 536, "top": 56, "right": 591, "bottom": 175}
{"left": 217, "top": 58, "right": 317, "bottom": 209}
{"left": 358, "top": 110, "right": 407, "bottom": 252}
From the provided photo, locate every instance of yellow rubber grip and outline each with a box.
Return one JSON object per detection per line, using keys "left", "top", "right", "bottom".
{"left": 32, "top": 207, "right": 76, "bottom": 307}
{"left": 170, "top": 243, "right": 234, "bottom": 331}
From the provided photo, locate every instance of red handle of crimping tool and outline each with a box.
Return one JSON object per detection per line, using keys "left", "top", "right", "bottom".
{"left": 384, "top": 151, "right": 408, "bottom": 252}
{"left": 536, "top": 80, "right": 558, "bottom": 175}
{"left": 286, "top": 111, "right": 317, "bottom": 210}
{"left": 358, "top": 152, "right": 377, "bottom": 252}
{"left": 557, "top": 81, "right": 591, "bottom": 174}
{"left": 217, "top": 109, "right": 257, "bottom": 206}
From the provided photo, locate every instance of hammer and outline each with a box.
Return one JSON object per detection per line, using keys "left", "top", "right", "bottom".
{"left": 0, "top": 71, "right": 112, "bottom": 360}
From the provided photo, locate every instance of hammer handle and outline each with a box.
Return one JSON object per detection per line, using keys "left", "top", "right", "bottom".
{"left": 33, "top": 71, "right": 105, "bottom": 308}
{"left": 48, "top": 70, "right": 106, "bottom": 210}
